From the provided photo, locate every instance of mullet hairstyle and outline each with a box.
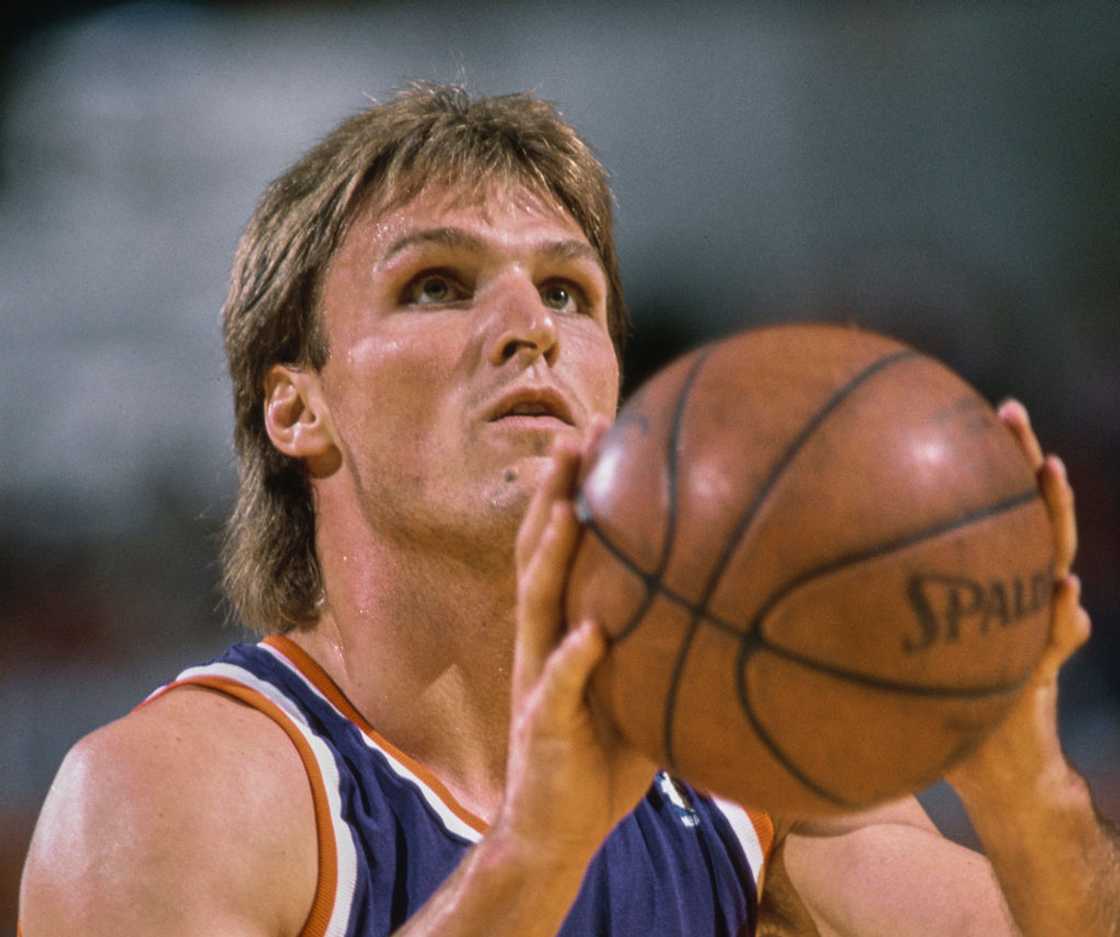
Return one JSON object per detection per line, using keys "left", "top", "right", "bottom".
{"left": 221, "top": 82, "right": 629, "bottom": 635}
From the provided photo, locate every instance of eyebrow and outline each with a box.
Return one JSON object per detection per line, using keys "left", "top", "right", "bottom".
{"left": 376, "top": 226, "right": 606, "bottom": 276}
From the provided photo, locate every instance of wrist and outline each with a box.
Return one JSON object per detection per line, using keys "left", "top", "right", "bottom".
{"left": 957, "top": 753, "right": 1091, "bottom": 838}
{"left": 949, "top": 725, "right": 1074, "bottom": 812}
{"left": 396, "top": 823, "right": 595, "bottom": 936}
{"left": 485, "top": 815, "right": 599, "bottom": 886}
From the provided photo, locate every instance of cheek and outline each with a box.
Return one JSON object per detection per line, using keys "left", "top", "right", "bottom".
{"left": 572, "top": 331, "right": 622, "bottom": 415}
{"left": 327, "top": 333, "right": 461, "bottom": 433}
{"left": 597, "top": 355, "right": 622, "bottom": 414}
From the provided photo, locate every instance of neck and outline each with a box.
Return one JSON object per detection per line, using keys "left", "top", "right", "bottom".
{"left": 290, "top": 519, "right": 518, "bottom": 824}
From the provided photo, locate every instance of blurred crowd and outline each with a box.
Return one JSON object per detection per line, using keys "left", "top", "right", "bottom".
{"left": 2, "top": 1, "right": 1117, "bottom": 928}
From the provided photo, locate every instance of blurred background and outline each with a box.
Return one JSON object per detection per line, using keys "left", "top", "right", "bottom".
{"left": 2, "top": 0, "right": 1117, "bottom": 926}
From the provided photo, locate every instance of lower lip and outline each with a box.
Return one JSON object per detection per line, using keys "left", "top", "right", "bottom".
{"left": 489, "top": 415, "right": 572, "bottom": 432}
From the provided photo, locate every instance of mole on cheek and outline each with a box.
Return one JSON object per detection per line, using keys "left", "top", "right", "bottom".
{"left": 503, "top": 468, "right": 518, "bottom": 483}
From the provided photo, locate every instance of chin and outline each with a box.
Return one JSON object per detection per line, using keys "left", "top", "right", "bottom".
{"left": 486, "top": 457, "right": 548, "bottom": 513}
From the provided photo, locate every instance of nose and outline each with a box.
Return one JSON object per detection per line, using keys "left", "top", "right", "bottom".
{"left": 485, "top": 275, "right": 559, "bottom": 367}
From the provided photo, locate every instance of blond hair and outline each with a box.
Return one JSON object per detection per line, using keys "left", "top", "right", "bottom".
{"left": 221, "top": 83, "right": 628, "bottom": 634}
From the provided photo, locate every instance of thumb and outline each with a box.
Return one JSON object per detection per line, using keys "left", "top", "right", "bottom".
{"left": 1038, "top": 574, "right": 1091, "bottom": 683}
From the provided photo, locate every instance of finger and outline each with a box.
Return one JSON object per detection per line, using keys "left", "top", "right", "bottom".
{"left": 535, "top": 620, "right": 608, "bottom": 724}
{"left": 1053, "top": 575, "right": 1092, "bottom": 657}
{"left": 998, "top": 398, "right": 1044, "bottom": 470}
{"left": 515, "top": 434, "right": 583, "bottom": 571}
{"left": 1038, "top": 575, "right": 1092, "bottom": 683}
{"left": 1039, "top": 455, "right": 1078, "bottom": 577}
{"left": 513, "top": 501, "right": 581, "bottom": 698}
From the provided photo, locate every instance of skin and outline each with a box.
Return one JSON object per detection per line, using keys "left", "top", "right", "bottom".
{"left": 272, "top": 183, "right": 625, "bottom": 823}
{"left": 945, "top": 404, "right": 1117, "bottom": 937}
{"left": 19, "top": 185, "right": 1107, "bottom": 937}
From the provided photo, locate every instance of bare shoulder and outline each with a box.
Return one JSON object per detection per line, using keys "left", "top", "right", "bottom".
{"left": 20, "top": 684, "right": 317, "bottom": 937}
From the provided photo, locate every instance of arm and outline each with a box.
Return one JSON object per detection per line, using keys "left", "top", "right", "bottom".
{"left": 955, "top": 718, "right": 1120, "bottom": 937}
{"left": 759, "top": 798, "right": 1019, "bottom": 937}
{"left": 19, "top": 685, "right": 318, "bottom": 937}
{"left": 946, "top": 401, "right": 1120, "bottom": 937}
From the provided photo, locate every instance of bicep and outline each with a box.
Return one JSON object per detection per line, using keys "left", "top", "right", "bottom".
{"left": 758, "top": 795, "right": 937, "bottom": 933}
{"left": 20, "top": 692, "right": 315, "bottom": 937}
{"left": 771, "top": 797, "right": 1017, "bottom": 937}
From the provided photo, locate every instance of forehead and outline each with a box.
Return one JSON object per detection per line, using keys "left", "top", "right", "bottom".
{"left": 347, "top": 182, "right": 593, "bottom": 262}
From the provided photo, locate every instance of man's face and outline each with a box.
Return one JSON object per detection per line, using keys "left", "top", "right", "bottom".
{"left": 313, "top": 182, "right": 621, "bottom": 552}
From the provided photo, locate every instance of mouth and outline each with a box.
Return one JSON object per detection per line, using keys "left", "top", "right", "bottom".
{"left": 486, "top": 385, "right": 576, "bottom": 427}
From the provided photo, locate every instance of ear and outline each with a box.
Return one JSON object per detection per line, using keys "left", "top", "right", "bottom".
{"left": 264, "top": 364, "right": 339, "bottom": 477}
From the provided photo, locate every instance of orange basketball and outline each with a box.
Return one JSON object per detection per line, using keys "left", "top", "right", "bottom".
{"left": 566, "top": 323, "right": 1053, "bottom": 816}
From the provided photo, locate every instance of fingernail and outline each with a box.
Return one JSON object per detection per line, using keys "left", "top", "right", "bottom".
{"left": 1050, "top": 454, "right": 1067, "bottom": 478}
{"left": 997, "top": 398, "right": 1025, "bottom": 420}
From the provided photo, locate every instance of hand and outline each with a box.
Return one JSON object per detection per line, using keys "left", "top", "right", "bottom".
{"left": 494, "top": 418, "right": 657, "bottom": 870}
{"left": 947, "top": 400, "right": 1092, "bottom": 800}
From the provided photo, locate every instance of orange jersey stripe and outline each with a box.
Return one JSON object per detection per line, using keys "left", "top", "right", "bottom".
{"left": 148, "top": 675, "right": 338, "bottom": 937}
{"left": 745, "top": 806, "right": 775, "bottom": 860}
{"left": 748, "top": 806, "right": 775, "bottom": 899}
{"left": 265, "top": 635, "right": 489, "bottom": 836}
{"left": 264, "top": 634, "right": 774, "bottom": 902}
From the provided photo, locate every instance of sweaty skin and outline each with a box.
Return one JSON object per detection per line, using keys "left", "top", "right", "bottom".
{"left": 19, "top": 181, "right": 1111, "bottom": 936}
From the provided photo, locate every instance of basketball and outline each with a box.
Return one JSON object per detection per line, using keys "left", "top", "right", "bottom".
{"left": 566, "top": 323, "right": 1054, "bottom": 816}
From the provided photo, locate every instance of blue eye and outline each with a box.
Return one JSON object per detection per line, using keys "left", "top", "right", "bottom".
{"left": 404, "top": 273, "right": 469, "bottom": 306}
{"left": 415, "top": 275, "right": 454, "bottom": 303}
{"left": 541, "top": 282, "right": 579, "bottom": 312}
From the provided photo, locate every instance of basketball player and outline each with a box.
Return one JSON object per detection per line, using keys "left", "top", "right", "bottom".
{"left": 20, "top": 85, "right": 1118, "bottom": 937}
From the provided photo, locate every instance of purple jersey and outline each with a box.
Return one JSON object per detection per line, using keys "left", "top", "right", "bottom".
{"left": 146, "top": 636, "right": 772, "bottom": 937}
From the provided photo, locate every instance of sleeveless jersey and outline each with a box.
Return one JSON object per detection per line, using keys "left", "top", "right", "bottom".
{"left": 144, "top": 636, "right": 774, "bottom": 937}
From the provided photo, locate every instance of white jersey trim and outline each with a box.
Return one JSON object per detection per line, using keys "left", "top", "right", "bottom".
{"left": 711, "top": 795, "right": 766, "bottom": 886}
{"left": 158, "top": 661, "right": 360, "bottom": 937}
{"left": 260, "top": 641, "right": 485, "bottom": 844}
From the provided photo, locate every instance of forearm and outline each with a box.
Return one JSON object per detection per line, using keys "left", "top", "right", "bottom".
{"left": 961, "top": 760, "right": 1120, "bottom": 937}
{"left": 394, "top": 829, "right": 589, "bottom": 937}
